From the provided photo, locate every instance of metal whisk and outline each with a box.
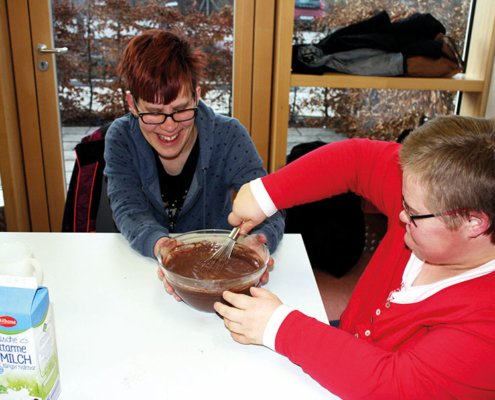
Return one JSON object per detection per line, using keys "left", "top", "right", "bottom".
{"left": 201, "top": 226, "right": 241, "bottom": 273}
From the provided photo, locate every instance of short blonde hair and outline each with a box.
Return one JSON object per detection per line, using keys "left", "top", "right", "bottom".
{"left": 399, "top": 115, "right": 495, "bottom": 239}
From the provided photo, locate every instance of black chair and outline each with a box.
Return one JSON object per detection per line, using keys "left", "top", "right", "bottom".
{"left": 284, "top": 141, "right": 366, "bottom": 278}
{"left": 62, "top": 123, "right": 118, "bottom": 233}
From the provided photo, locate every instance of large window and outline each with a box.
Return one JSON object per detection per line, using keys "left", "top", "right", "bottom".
{"left": 52, "top": 0, "right": 234, "bottom": 186}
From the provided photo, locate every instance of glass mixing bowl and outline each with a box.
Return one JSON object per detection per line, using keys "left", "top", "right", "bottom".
{"left": 157, "top": 229, "right": 270, "bottom": 313}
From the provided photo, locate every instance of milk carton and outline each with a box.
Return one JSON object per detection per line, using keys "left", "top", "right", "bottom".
{"left": 0, "top": 276, "right": 61, "bottom": 399}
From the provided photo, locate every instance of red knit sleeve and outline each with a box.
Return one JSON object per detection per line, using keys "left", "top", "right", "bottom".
{"left": 276, "top": 310, "right": 495, "bottom": 399}
{"left": 261, "top": 139, "right": 402, "bottom": 217}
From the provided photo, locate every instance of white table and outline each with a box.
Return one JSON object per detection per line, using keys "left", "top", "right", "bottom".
{"left": 0, "top": 232, "right": 338, "bottom": 399}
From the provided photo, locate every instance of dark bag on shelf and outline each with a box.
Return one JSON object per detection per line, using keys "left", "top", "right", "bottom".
{"left": 292, "top": 10, "right": 464, "bottom": 78}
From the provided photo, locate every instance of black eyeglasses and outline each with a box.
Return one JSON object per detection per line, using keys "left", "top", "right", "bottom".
{"left": 132, "top": 94, "right": 198, "bottom": 124}
{"left": 402, "top": 197, "right": 468, "bottom": 227}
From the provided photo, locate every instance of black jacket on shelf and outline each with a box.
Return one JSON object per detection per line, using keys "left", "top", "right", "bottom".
{"left": 292, "top": 10, "right": 463, "bottom": 77}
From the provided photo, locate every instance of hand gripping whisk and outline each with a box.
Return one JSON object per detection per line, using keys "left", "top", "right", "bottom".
{"left": 201, "top": 226, "right": 241, "bottom": 273}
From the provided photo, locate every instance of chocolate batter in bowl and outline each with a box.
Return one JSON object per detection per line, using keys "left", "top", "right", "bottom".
{"left": 157, "top": 230, "right": 270, "bottom": 313}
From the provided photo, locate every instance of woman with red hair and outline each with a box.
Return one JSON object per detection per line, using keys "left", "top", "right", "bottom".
{"left": 104, "top": 29, "right": 284, "bottom": 298}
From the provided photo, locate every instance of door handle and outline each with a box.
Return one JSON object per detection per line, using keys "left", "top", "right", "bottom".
{"left": 36, "top": 43, "right": 68, "bottom": 54}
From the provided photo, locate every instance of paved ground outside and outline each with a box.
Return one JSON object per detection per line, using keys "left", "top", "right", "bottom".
{"left": 0, "top": 126, "right": 347, "bottom": 207}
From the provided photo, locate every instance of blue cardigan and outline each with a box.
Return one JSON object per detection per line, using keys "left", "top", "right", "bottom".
{"left": 104, "top": 100, "right": 285, "bottom": 258}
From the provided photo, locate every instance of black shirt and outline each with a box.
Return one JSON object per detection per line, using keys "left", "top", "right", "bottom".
{"left": 154, "top": 137, "right": 200, "bottom": 232}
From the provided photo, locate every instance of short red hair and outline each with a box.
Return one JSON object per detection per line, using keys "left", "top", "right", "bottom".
{"left": 118, "top": 28, "right": 206, "bottom": 104}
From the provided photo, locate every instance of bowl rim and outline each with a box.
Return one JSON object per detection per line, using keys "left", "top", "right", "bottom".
{"left": 157, "top": 229, "right": 269, "bottom": 285}
{"left": 172, "top": 229, "right": 234, "bottom": 239}
{"left": 159, "top": 263, "right": 268, "bottom": 288}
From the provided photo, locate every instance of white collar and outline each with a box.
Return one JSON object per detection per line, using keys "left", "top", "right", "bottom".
{"left": 387, "top": 253, "right": 495, "bottom": 304}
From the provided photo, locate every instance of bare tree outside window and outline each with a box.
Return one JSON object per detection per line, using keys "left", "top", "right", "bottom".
{"left": 52, "top": 0, "right": 233, "bottom": 126}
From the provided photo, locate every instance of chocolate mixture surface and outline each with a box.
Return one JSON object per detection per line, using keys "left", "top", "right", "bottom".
{"left": 166, "top": 241, "right": 263, "bottom": 280}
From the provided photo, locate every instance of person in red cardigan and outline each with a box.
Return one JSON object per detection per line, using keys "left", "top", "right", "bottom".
{"left": 214, "top": 115, "right": 495, "bottom": 399}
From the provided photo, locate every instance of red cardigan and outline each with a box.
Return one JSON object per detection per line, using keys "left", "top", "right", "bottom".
{"left": 262, "top": 139, "right": 495, "bottom": 399}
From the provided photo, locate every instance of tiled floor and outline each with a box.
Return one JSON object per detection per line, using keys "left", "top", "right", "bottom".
{"left": 315, "top": 213, "right": 388, "bottom": 321}
{"left": 314, "top": 253, "right": 370, "bottom": 321}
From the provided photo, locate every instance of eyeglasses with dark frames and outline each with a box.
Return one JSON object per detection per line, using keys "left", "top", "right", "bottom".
{"left": 402, "top": 197, "right": 468, "bottom": 227}
{"left": 132, "top": 93, "right": 198, "bottom": 125}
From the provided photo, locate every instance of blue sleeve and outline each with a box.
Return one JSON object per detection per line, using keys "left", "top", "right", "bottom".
{"left": 104, "top": 117, "right": 169, "bottom": 258}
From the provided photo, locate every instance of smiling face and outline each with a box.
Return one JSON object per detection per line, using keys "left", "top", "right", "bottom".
{"left": 127, "top": 86, "right": 200, "bottom": 166}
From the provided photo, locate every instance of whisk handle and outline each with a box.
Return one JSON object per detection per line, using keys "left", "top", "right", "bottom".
{"left": 229, "top": 225, "right": 241, "bottom": 241}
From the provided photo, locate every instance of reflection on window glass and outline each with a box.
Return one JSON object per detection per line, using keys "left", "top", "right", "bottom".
{"left": 291, "top": 0, "right": 472, "bottom": 141}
